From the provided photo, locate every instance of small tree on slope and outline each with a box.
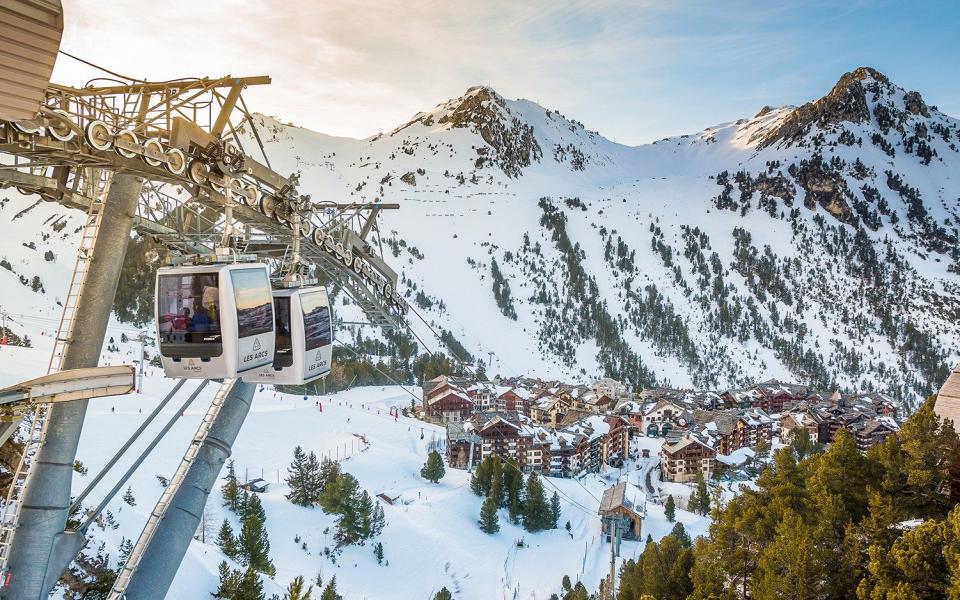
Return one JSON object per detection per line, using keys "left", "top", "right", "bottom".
{"left": 421, "top": 450, "right": 446, "bottom": 483}
{"left": 479, "top": 492, "right": 500, "bottom": 534}
{"left": 284, "top": 575, "right": 313, "bottom": 600}
{"left": 222, "top": 459, "right": 240, "bottom": 512}
{"left": 216, "top": 518, "right": 238, "bottom": 560}
{"left": 665, "top": 495, "right": 676, "bottom": 523}
{"left": 522, "top": 472, "right": 551, "bottom": 532}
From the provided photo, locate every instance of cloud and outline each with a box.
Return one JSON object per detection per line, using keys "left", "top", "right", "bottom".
{"left": 51, "top": 0, "right": 958, "bottom": 144}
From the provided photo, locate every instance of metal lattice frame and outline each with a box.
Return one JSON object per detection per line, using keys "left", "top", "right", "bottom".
{"left": 0, "top": 75, "right": 406, "bottom": 328}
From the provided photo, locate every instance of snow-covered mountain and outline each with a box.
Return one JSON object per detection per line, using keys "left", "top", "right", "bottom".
{"left": 3, "top": 67, "right": 959, "bottom": 406}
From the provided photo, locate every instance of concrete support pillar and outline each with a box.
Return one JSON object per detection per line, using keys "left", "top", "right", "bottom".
{"left": 3, "top": 173, "right": 143, "bottom": 599}
{"left": 123, "top": 380, "right": 255, "bottom": 599}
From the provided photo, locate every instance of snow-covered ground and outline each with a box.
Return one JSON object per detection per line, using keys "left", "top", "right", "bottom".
{"left": 0, "top": 341, "right": 708, "bottom": 599}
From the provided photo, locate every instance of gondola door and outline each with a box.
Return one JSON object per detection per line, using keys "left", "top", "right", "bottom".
{"left": 298, "top": 287, "right": 333, "bottom": 382}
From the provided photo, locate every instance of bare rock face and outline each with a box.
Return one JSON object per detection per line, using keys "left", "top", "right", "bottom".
{"left": 787, "top": 156, "right": 852, "bottom": 221}
{"left": 759, "top": 67, "right": 883, "bottom": 148}
{"left": 902, "top": 90, "right": 930, "bottom": 117}
{"left": 437, "top": 86, "right": 542, "bottom": 178}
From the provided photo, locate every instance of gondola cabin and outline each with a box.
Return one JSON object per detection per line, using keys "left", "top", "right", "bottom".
{"left": 243, "top": 287, "right": 333, "bottom": 385}
{"left": 155, "top": 263, "right": 275, "bottom": 379}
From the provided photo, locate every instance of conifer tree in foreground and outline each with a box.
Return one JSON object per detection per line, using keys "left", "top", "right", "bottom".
{"left": 421, "top": 450, "right": 446, "bottom": 483}
{"left": 216, "top": 518, "right": 238, "bottom": 560}
{"left": 479, "top": 491, "right": 500, "bottom": 534}
{"left": 522, "top": 471, "right": 551, "bottom": 532}
{"left": 213, "top": 561, "right": 241, "bottom": 598}
{"left": 122, "top": 486, "right": 136, "bottom": 506}
{"left": 222, "top": 459, "right": 241, "bottom": 512}
{"left": 433, "top": 587, "right": 453, "bottom": 600}
{"left": 238, "top": 509, "right": 275, "bottom": 576}
{"left": 286, "top": 446, "right": 316, "bottom": 507}
{"left": 373, "top": 541, "right": 384, "bottom": 565}
{"left": 370, "top": 501, "right": 386, "bottom": 537}
{"left": 664, "top": 494, "right": 676, "bottom": 522}
{"left": 319, "top": 576, "right": 342, "bottom": 600}
{"left": 283, "top": 575, "right": 313, "bottom": 600}
{"left": 549, "top": 491, "right": 561, "bottom": 528}
{"left": 470, "top": 456, "right": 492, "bottom": 496}
{"left": 234, "top": 566, "right": 265, "bottom": 600}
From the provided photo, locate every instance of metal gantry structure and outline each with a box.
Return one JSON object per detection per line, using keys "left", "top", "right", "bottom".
{"left": 0, "top": 21, "right": 408, "bottom": 598}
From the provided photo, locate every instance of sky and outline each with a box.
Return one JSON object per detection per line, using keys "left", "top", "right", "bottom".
{"left": 53, "top": 0, "right": 960, "bottom": 145}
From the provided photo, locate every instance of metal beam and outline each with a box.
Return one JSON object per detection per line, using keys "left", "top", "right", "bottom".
{"left": 47, "top": 76, "right": 271, "bottom": 97}
{"left": 0, "top": 365, "right": 135, "bottom": 406}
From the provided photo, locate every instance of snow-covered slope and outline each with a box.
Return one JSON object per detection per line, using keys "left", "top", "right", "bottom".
{"left": 2, "top": 67, "right": 958, "bottom": 404}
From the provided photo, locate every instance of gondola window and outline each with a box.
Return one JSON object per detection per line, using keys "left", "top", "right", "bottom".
{"left": 156, "top": 273, "right": 222, "bottom": 344}
{"left": 230, "top": 269, "right": 273, "bottom": 338}
{"left": 301, "top": 291, "right": 332, "bottom": 351}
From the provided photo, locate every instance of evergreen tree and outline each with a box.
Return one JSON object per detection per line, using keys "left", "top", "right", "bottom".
{"left": 433, "top": 587, "right": 453, "bottom": 600}
{"left": 549, "top": 491, "right": 561, "bottom": 529}
{"left": 117, "top": 537, "right": 133, "bottom": 568}
{"left": 665, "top": 495, "right": 676, "bottom": 523}
{"left": 753, "top": 511, "right": 827, "bottom": 600}
{"left": 242, "top": 493, "right": 267, "bottom": 523}
{"left": 470, "top": 456, "right": 493, "bottom": 496}
{"left": 216, "top": 518, "right": 239, "bottom": 560}
{"left": 333, "top": 475, "right": 365, "bottom": 546}
{"left": 286, "top": 446, "right": 315, "bottom": 507}
{"left": 318, "top": 464, "right": 347, "bottom": 514}
{"left": 238, "top": 511, "right": 274, "bottom": 576}
{"left": 234, "top": 567, "right": 265, "bottom": 600}
{"left": 421, "top": 450, "right": 446, "bottom": 483}
{"left": 319, "top": 576, "right": 342, "bottom": 600}
{"left": 317, "top": 457, "right": 340, "bottom": 498}
{"left": 693, "top": 472, "right": 710, "bottom": 516}
{"left": 789, "top": 427, "right": 821, "bottom": 461}
{"left": 373, "top": 541, "right": 384, "bottom": 565}
{"left": 370, "top": 501, "right": 386, "bottom": 537}
{"left": 223, "top": 459, "right": 241, "bottom": 512}
{"left": 670, "top": 522, "right": 691, "bottom": 548}
{"left": 283, "top": 575, "right": 313, "bottom": 600}
{"left": 357, "top": 490, "right": 375, "bottom": 539}
{"left": 479, "top": 492, "right": 500, "bottom": 534}
{"left": 304, "top": 451, "right": 323, "bottom": 502}
{"left": 858, "top": 513, "right": 955, "bottom": 599}
{"left": 522, "top": 471, "right": 551, "bottom": 532}
{"left": 213, "top": 561, "right": 241, "bottom": 599}
{"left": 122, "top": 486, "right": 136, "bottom": 506}
{"left": 489, "top": 456, "right": 504, "bottom": 507}
{"left": 501, "top": 461, "right": 523, "bottom": 508}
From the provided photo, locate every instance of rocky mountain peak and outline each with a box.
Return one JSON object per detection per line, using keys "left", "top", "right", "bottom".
{"left": 758, "top": 66, "right": 888, "bottom": 148}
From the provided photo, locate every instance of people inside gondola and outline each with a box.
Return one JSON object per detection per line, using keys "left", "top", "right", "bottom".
{"left": 191, "top": 305, "right": 212, "bottom": 333}
{"left": 172, "top": 307, "right": 192, "bottom": 332}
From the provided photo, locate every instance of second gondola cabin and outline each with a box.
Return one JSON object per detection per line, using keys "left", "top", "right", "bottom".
{"left": 155, "top": 263, "right": 276, "bottom": 379}
{"left": 243, "top": 287, "right": 334, "bottom": 385}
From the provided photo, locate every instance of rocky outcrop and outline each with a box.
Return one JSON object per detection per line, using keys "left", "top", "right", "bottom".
{"left": 787, "top": 155, "right": 852, "bottom": 221}
{"left": 433, "top": 87, "right": 542, "bottom": 178}
{"left": 759, "top": 67, "right": 883, "bottom": 148}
